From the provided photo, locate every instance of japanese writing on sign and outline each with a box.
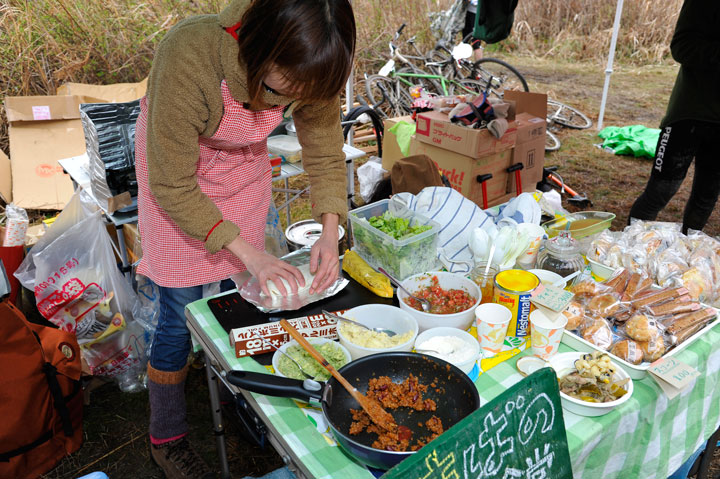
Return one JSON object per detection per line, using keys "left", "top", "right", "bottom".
{"left": 383, "top": 368, "right": 573, "bottom": 479}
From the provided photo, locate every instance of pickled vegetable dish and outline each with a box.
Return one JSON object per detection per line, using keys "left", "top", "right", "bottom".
{"left": 404, "top": 275, "right": 476, "bottom": 314}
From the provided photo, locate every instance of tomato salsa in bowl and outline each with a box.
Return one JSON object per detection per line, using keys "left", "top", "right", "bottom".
{"left": 398, "top": 272, "right": 481, "bottom": 332}
{"left": 404, "top": 275, "right": 476, "bottom": 314}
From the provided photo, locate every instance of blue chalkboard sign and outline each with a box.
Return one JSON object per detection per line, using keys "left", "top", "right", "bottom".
{"left": 382, "top": 367, "right": 573, "bottom": 479}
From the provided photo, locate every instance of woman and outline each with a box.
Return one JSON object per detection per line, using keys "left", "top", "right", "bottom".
{"left": 134, "top": 1, "right": 355, "bottom": 476}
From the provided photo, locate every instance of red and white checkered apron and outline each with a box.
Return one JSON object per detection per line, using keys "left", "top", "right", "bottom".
{"left": 135, "top": 80, "right": 285, "bottom": 287}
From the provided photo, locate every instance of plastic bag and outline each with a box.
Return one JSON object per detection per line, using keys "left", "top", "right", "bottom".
{"left": 1, "top": 203, "right": 29, "bottom": 246}
{"left": 32, "top": 211, "right": 147, "bottom": 390}
{"left": 15, "top": 188, "right": 100, "bottom": 289}
{"left": 265, "top": 202, "right": 289, "bottom": 258}
{"left": 357, "top": 157, "right": 387, "bottom": 203}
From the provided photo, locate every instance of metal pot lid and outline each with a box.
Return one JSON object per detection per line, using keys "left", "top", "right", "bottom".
{"left": 285, "top": 219, "right": 345, "bottom": 247}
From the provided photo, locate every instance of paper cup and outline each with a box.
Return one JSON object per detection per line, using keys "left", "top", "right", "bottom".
{"left": 530, "top": 309, "right": 568, "bottom": 360}
{"left": 516, "top": 223, "right": 546, "bottom": 268}
{"left": 475, "top": 303, "right": 512, "bottom": 358}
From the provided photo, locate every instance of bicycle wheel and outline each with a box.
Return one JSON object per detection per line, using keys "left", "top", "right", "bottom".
{"left": 425, "top": 48, "right": 456, "bottom": 80}
{"left": 364, "top": 74, "right": 412, "bottom": 119}
{"left": 547, "top": 99, "right": 592, "bottom": 129}
{"left": 470, "top": 58, "right": 529, "bottom": 99}
{"left": 545, "top": 130, "right": 561, "bottom": 152}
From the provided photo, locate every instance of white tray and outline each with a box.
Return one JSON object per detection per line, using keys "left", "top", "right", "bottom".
{"left": 561, "top": 309, "right": 720, "bottom": 380}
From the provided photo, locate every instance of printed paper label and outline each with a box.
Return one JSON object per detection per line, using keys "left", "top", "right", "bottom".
{"left": 31, "top": 105, "right": 51, "bottom": 120}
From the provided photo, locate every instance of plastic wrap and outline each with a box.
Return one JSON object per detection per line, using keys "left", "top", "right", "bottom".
{"left": 238, "top": 248, "right": 349, "bottom": 313}
{"left": 80, "top": 100, "right": 140, "bottom": 213}
{"left": 565, "top": 267, "right": 717, "bottom": 365}
{"left": 1, "top": 203, "right": 29, "bottom": 246}
{"left": 587, "top": 219, "right": 720, "bottom": 307}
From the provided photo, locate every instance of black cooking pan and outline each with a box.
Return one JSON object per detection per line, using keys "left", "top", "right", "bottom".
{"left": 227, "top": 351, "right": 480, "bottom": 470}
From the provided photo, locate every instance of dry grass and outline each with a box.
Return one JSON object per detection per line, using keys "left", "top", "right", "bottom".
{"left": 0, "top": 0, "right": 684, "bottom": 155}
{"left": 507, "top": 0, "right": 681, "bottom": 64}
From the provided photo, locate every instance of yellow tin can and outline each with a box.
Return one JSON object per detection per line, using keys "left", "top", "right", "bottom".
{"left": 493, "top": 269, "right": 540, "bottom": 337}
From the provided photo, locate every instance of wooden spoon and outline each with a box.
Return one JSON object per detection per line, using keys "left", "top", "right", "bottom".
{"left": 279, "top": 319, "right": 398, "bottom": 433}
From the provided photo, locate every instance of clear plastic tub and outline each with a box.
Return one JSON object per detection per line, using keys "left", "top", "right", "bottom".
{"left": 267, "top": 134, "right": 302, "bottom": 163}
{"left": 542, "top": 211, "right": 616, "bottom": 252}
{"left": 349, "top": 199, "right": 440, "bottom": 280}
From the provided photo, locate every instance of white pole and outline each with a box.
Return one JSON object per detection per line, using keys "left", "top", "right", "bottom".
{"left": 597, "top": 0, "right": 624, "bottom": 131}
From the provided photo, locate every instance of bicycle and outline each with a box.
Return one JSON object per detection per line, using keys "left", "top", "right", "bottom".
{"left": 361, "top": 24, "right": 488, "bottom": 119}
{"left": 545, "top": 99, "right": 593, "bottom": 152}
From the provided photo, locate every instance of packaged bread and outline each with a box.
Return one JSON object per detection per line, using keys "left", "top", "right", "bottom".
{"left": 562, "top": 301, "right": 586, "bottom": 331}
{"left": 625, "top": 314, "right": 660, "bottom": 342}
{"left": 637, "top": 334, "right": 666, "bottom": 363}
{"left": 610, "top": 339, "right": 644, "bottom": 365}
{"left": 581, "top": 318, "right": 613, "bottom": 350}
{"left": 587, "top": 293, "right": 623, "bottom": 317}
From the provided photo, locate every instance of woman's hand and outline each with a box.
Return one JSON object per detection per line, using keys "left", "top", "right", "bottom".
{"left": 309, "top": 213, "right": 341, "bottom": 294}
{"left": 226, "top": 235, "right": 304, "bottom": 296}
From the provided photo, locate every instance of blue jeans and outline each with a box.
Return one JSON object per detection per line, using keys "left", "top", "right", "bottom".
{"left": 149, "top": 279, "right": 235, "bottom": 372}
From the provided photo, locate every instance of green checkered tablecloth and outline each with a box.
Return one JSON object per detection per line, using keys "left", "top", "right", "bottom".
{"left": 186, "top": 293, "right": 720, "bottom": 479}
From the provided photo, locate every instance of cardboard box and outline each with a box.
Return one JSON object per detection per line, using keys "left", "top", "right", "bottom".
{"left": 381, "top": 115, "right": 415, "bottom": 171}
{"left": 507, "top": 112, "right": 547, "bottom": 194}
{"left": 415, "top": 110, "right": 517, "bottom": 158}
{"left": 0, "top": 150, "right": 10, "bottom": 203}
{"left": 4, "top": 80, "right": 147, "bottom": 210}
{"left": 411, "top": 138, "right": 513, "bottom": 207}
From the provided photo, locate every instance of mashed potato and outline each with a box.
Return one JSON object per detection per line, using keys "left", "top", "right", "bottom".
{"left": 339, "top": 322, "right": 413, "bottom": 348}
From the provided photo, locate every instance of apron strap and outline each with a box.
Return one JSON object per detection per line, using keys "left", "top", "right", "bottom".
{"left": 225, "top": 21, "right": 242, "bottom": 41}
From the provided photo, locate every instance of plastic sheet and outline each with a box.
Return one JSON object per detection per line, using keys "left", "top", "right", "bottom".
{"left": 238, "top": 248, "right": 348, "bottom": 313}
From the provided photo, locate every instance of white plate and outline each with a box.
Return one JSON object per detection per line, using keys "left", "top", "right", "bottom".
{"left": 518, "top": 352, "right": 633, "bottom": 417}
{"left": 272, "top": 338, "right": 351, "bottom": 380}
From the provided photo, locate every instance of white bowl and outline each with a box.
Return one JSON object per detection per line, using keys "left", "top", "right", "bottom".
{"left": 550, "top": 352, "right": 633, "bottom": 417}
{"left": 528, "top": 269, "right": 567, "bottom": 288}
{"left": 336, "top": 304, "right": 418, "bottom": 360}
{"left": 414, "top": 327, "right": 480, "bottom": 374}
{"left": 398, "top": 272, "right": 481, "bottom": 332}
{"left": 272, "top": 338, "right": 351, "bottom": 380}
{"left": 587, "top": 258, "right": 618, "bottom": 281}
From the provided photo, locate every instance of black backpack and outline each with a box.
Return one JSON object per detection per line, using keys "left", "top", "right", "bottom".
{"left": 473, "top": 0, "right": 519, "bottom": 44}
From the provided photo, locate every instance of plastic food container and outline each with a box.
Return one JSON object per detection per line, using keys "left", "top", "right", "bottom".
{"left": 542, "top": 211, "right": 615, "bottom": 252}
{"left": 267, "top": 135, "right": 302, "bottom": 163}
{"left": 398, "top": 272, "right": 481, "bottom": 332}
{"left": 336, "top": 304, "right": 418, "bottom": 360}
{"left": 349, "top": 199, "right": 440, "bottom": 280}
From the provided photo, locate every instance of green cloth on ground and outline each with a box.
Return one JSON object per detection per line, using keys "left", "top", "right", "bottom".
{"left": 598, "top": 125, "right": 661, "bottom": 158}
{"left": 388, "top": 121, "right": 417, "bottom": 157}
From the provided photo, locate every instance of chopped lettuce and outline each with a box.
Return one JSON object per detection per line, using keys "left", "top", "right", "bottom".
{"left": 367, "top": 211, "right": 432, "bottom": 240}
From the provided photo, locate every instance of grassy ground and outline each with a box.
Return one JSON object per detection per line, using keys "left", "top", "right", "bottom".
{"left": 37, "top": 53, "right": 720, "bottom": 478}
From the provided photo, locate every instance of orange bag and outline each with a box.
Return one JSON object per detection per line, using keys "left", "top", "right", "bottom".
{"left": 0, "top": 300, "right": 83, "bottom": 479}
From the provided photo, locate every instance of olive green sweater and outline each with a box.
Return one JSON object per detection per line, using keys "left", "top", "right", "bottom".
{"left": 143, "top": 0, "right": 347, "bottom": 254}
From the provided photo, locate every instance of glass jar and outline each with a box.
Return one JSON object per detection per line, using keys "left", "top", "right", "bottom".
{"left": 470, "top": 262, "right": 498, "bottom": 304}
{"left": 535, "top": 232, "right": 585, "bottom": 278}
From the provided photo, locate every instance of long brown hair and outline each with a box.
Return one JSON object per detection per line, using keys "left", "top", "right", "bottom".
{"left": 238, "top": 0, "right": 356, "bottom": 107}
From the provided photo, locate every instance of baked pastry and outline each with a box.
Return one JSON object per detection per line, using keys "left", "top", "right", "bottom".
{"left": 610, "top": 340, "right": 644, "bottom": 365}
{"left": 625, "top": 314, "right": 659, "bottom": 342}
{"left": 637, "top": 335, "right": 666, "bottom": 363}
{"left": 582, "top": 319, "right": 613, "bottom": 350}
{"left": 587, "top": 294, "right": 620, "bottom": 317}
{"left": 571, "top": 280, "right": 602, "bottom": 298}
{"left": 562, "top": 301, "right": 585, "bottom": 331}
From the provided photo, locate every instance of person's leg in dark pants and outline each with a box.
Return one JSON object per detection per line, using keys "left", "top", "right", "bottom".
{"left": 629, "top": 121, "right": 696, "bottom": 223}
{"left": 682, "top": 122, "right": 720, "bottom": 233}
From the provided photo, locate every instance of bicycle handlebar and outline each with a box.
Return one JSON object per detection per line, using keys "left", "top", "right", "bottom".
{"left": 397, "top": 23, "right": 406, "bottom": 36}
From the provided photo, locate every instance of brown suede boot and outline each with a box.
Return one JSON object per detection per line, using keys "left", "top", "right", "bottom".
{"left": 150, "top": 437, "right": 216, "bottom": 479}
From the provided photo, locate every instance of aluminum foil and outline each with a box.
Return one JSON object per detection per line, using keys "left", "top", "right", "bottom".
{"left": 238, "top": 248, "right": 348, "bottom": 313}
